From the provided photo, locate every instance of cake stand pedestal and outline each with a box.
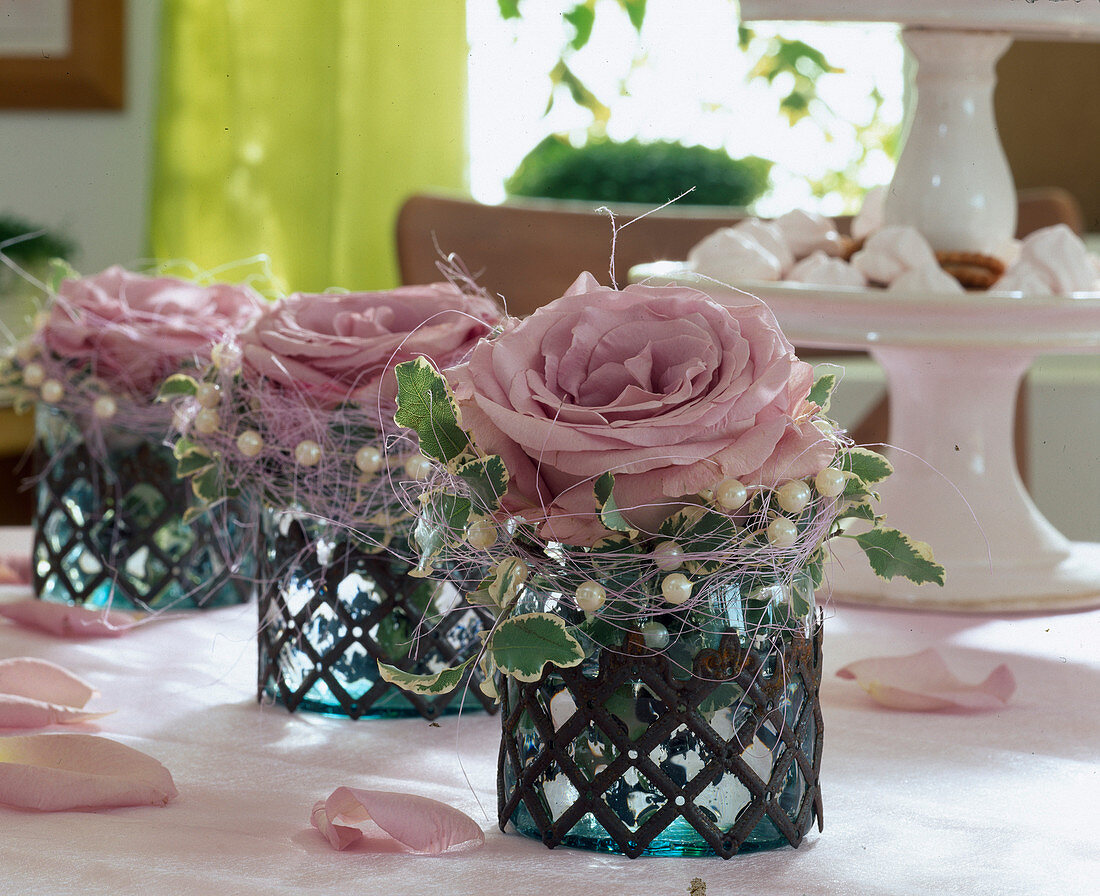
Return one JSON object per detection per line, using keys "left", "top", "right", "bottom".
{"left": 633, "top": 269, "right": 1100, "bottom": 613}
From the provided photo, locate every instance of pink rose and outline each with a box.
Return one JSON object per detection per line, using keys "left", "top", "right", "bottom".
{"left": 448, "top": 273, "right": 835, "bottom": 546}
{"left": 43, "top": 266, "right": 263, "bottom": 397}
{"left": 238, "top": 284, "right": 501, "bottom": 414}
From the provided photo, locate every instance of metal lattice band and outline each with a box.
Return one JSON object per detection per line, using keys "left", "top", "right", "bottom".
{"left": 32, "top": 406, "right": 252, "bottom": 611}
{"left": 498, "top": 619, "right": 824, "bottom": 859}
{"left": 257, "top": 513, "right": 497, "bottom": 721}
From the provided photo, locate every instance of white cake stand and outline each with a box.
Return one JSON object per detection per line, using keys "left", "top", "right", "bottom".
{"left": 632, "top": 266, "right": 1100, "bottom": 613}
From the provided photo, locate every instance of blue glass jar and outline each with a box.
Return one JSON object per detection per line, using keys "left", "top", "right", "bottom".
{"left": 32, "top": 404, "right": 252, "bottom": 611}
{"left": 256, "top": 510, "right": 494, "bottom": 720}
{"left": 497, "top": 579, "right": 822, "bottom": 858}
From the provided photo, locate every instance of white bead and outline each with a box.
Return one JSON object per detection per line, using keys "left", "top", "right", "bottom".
{"left": 776, "top": 480, "right": 812, "bottom": 514}
{"left": 715, "top": 478, "right": 748, "bottom": 510}
{"left": 236, "top": 429, "right": 263, "bottom": 457}
{"left": 653, "top": 540, "right": 684, "bottom": 571}
{"left": 210, "top": 342, "right": 241, "bottom": 372}
{"left": 815, "top": 467, "right": 847, "bottom": 498}
{"left": 355, "top": 445, "right": 383, "bottom": 475}
{"left": 14, "top": 340, "right": 37, "bottom": 362}
{"left": 92, "top": 395, "right": 117, "bottom": 420}
{"left": 767, "top": 516, "right": 799, "bottom": 548}
{"left": 661, "top": 573, "right": 693, "bottom": 606}
{"left": 465, "top": 517, "right": 497, "bottom": 550}
{"left": 193, "top": 408, "right": 220, "bottom": 435}
{"left": 294, "top": 439, "right": 322, "bottom": 466}
{"left": 195, "top": 382, "right": 221, "bottom": 409}
{"left": 22, "top": 362, "right": 44, "bottom": 387}
{"left": 575, "top": 580, "right": 606, "bottom": 613}
{"left": 39, "top": 379, "right": 64, "bottom": 404}
{"left": 505, "top": 557, "right": 529, "bottom": 584}
{"left": 641, "top": 621, "right": 670, "bottom": 650}
{"left": 405, "top": 453, "right": 433, "bottom": 481}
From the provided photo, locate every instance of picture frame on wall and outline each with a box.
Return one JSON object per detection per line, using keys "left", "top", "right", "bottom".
{"left": 0, "top": 0, "right": 124, "bottom": 109}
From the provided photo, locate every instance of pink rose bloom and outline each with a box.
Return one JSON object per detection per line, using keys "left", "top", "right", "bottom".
{"left": 238, "top": 284, "right": 501, "bottom": 413}
{"left": 42, "top": 266, "right": 264, "bottom": 397}
{"left": 448, "top": 273, "right": 835, "bottom": 546}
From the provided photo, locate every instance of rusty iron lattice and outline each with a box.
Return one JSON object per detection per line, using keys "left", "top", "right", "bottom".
{"left": 32, "top": 426, "right": 250, "bottom": 611}
{"left": 498, "top": 620, "right": 824, "bottom": 859}
{"left": 257, "top": 517, "right": 497, "bottom": 721}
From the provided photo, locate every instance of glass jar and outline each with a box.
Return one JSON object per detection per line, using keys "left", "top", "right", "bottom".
{"left": 32, "top": 404, "right": 252, "bottom": 611}
{"left": 497, "top": 578, "right": 822, "bottom": 858}
{"left": 256, "top": 509, "right": 495, "bottom": 720}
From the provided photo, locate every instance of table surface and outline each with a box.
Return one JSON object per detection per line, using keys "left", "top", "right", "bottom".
{"left": 1, "top": 527, "right": 1097, "bottom": 896}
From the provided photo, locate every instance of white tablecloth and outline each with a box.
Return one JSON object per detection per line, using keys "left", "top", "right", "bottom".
{"left": 1, "top": 526, "right": 1097, "bottom": 896}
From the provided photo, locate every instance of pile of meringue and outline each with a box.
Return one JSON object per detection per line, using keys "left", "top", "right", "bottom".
{"left": 687, "top": 187, "right": 1100, "bottom": 297}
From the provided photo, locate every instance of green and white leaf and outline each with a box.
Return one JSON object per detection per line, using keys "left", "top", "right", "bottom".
{"left": 157, "top": 373, "right": 199, "bottom": 401}
{"left": 837, "top": 501, "right": 879, "bottom": 523}
{"left": 457, "top": 454, "right": 508, "bottom": 512}
{"left": 594, "top": 471, "right": 637, "bottom": 535}
{"left": 469, "top": 556, "right": 530, "bottom": 610}
{"left": 393, "top": 358, "right": 469, "bottom": 463}
{"left": 175, "top": 448, "right": 215, "bottom": 479}
{"left": 842, "top": 446, "right": 893, "bottom": 488}
{"left": 376, "top": 655, "right": 476, "bottom": 696}
{"left": 853, "top": 526, "right": 946, "bottom": 585}
{"left": 808, "top": 371, "right": 837, "bottom": 413}
{"left": 411, "top": 491, "right": 470, "bottom": 573}
{"left": 488, "top": 612, "right": 586, "bottom": 682}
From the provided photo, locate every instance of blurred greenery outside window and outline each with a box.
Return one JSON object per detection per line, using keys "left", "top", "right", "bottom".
{"left": 468, "top": 0, "right": 903, "bottom": 214}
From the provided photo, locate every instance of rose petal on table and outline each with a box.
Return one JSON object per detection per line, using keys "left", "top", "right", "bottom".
{"left": 0, "top": 599, "right": 137, "bottom": 638}
{"left": 0, "top": 657, "right": 97, "bottom": 707}
{"left": 0, "top": 694, "right": 112, "bottom": 729}
{"left": 312, "top": 787, "right": 485, "bottom": 854}
{"left": 0, "top": 555, "right": 31, "bottom": 586}
{"left": 837, "top": 648, "right": 1016, "bottom": 711}
{"left": 0, "top": 733, "right": 177, "bottom": 810}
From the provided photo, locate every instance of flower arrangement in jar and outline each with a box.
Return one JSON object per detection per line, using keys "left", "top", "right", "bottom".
{"left": 1, "top": 264, "right": 264, "bottom": 611}
{"left": 382, "top": 273, "right": 943, "bottom": 857}
{"left": 161, "top": 282, "right": 504, "bottom": 720}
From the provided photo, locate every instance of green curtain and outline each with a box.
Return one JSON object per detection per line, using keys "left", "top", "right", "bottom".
{"left": 150, "top": 0, "right": 468, "bottom": 292}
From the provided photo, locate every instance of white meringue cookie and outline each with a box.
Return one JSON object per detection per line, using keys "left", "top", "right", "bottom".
{"left": 888, "top": 265, "right": 965, "bottom": 295}
{"left": 988, "top": 265, "right": 1055, "bottom": 297}
{"left": 688, "top": 227, "right": 783, "bottom": 283}
{"left": 851, "top": 225, "right": 939, "bottom": 286}
{"left": 851, "top": 185, "right": 887, "bottom": 241}
{"left": 788, "top": 251, "right": 867, "bottom": 288}
{"left": 774, "top": 210, "right": 845, "bottom": 259}
{"left": 731, "top": 218, "right": 795, "bottom": 275}
{"left": 1003, "top": 224, "right": 1097, "bottom": 295}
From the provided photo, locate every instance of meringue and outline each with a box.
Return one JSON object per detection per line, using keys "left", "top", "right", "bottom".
{"left": 788, "top": 251, "right": 866, "bottom": 288}
{"left": 687, "top": 227, "right": 784, "bottom": 283}
{"left": 888, "top": 265, "right": 965, "bottom": 295}
{"left": 992, "top": 224, "right": 1098, "bottom": 295}
{"left": 775, "top": 209, "right": 846, "bottom": 259}
{"left": 851, "top": 185, "right": 887, "bottom": 241}
{"left": 730, "top": 218, "right": 795, "bottom": 274}
{"left": 851, "top": 225, "right": 939, "bottom": 286}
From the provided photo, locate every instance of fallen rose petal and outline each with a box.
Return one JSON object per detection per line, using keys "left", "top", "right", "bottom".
{"left": 0, "top": 599, "right": 137, "bottom": 638}
{"left": 837, "top": 648, "right": 1016, "bottom": 711}
{"left": 0, "top": 555, "right": 30, "bottom": 585}
{"left": 0, "top": 657, "right": 97, "bottom": 707}
{"left": 0, "top": 695, "right": 111, "bottom": 729}
{"left": 311, "top": 787, "right": 484, "bottom": 854}
{"left": 0, "top": 733, "right": 177, "bottom": 810}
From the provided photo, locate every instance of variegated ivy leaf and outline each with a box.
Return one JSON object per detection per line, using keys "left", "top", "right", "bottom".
{"left": 175, "top": 449, "right": 215, "bottom": 479}
{"left": 376, "top": 655, "right": 476, "bottom": 696}
{"left": 412, "top": 492, "right": 470, "bottom": 573}
{"left": 854, "top": 526, "right": 946, "bottom": 585}
{"left": 488, "top": 612, "right": 586, "bottom": 682}
{"left": 841, "top": 446, "right": 893, "bottom": 498}
{"left": 190, "top": 465, "right": 236, "bottom": 504}
{"left": 393, "top": 358, "right": 469, "bottom": 463}
{"left": 457, "top": 454, "right": 508, "bottom": 513}
{"left": 466, "top": 557, "right": 529, "bottom": 610}
{"left": 594, "top": 471, "right": 637, "bottom": 535}
{"left": 808, "top": 371, "right": 837, "bottom": 413}
{"left": 838, "top": 501, "right": 879, "bottom": 523}
{"left": 157, "top": 373, "right": 199, "bottom": 401}
{"left": 658, "top": 505, "right": 738, "bottom": 575}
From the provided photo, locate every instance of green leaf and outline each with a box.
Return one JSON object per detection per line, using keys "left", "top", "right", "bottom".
{"left": 157, "top": 374, "right": 199, "bottom": 402}
{"left": 394, "top": 358, "right": 469, "bottom": 463}
{"left": 377, "top": 655, "right": 476, "bottom": 696}
{"left": 497, "top": 0, "right": 521, "bottom": 19}
{"left": 412, "top": 492, "right": 470, "bottom": 572}
{"left": 190, "top": 465, "right": 228, "bottom": 504}
{"left": 489, "top": 612, "right": 586, "bottom": 681}
{"left": 843, "top": 446, "right": 893, "bottom": 484}
{"left": 175, "top": 449, "right": 215, "bottom": 479}
{"left": 477, "top": 557, "right": 529, "bottom": 609}
{"left": 594, "top": 471, "right": 636, "bottom": 534}
{"left": 563, "top": 3, "right": 595, "bottom": 50}
{"left": 808, "top": 371, "right": 836, "bottom": 413}
{"left": 47, "top": 258, "right": 78, "bottom": 293}
{"left": 457, "top": 455, "right": 509, "bottom": 512}
{"left": 838, "top": 501, "right": 878, "bottom": 523}
{"left": 853, "top": 527, "right": 946, "bottom": 586}
{"left": 618, "top": 0, "right": 646, "bottom": 32}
